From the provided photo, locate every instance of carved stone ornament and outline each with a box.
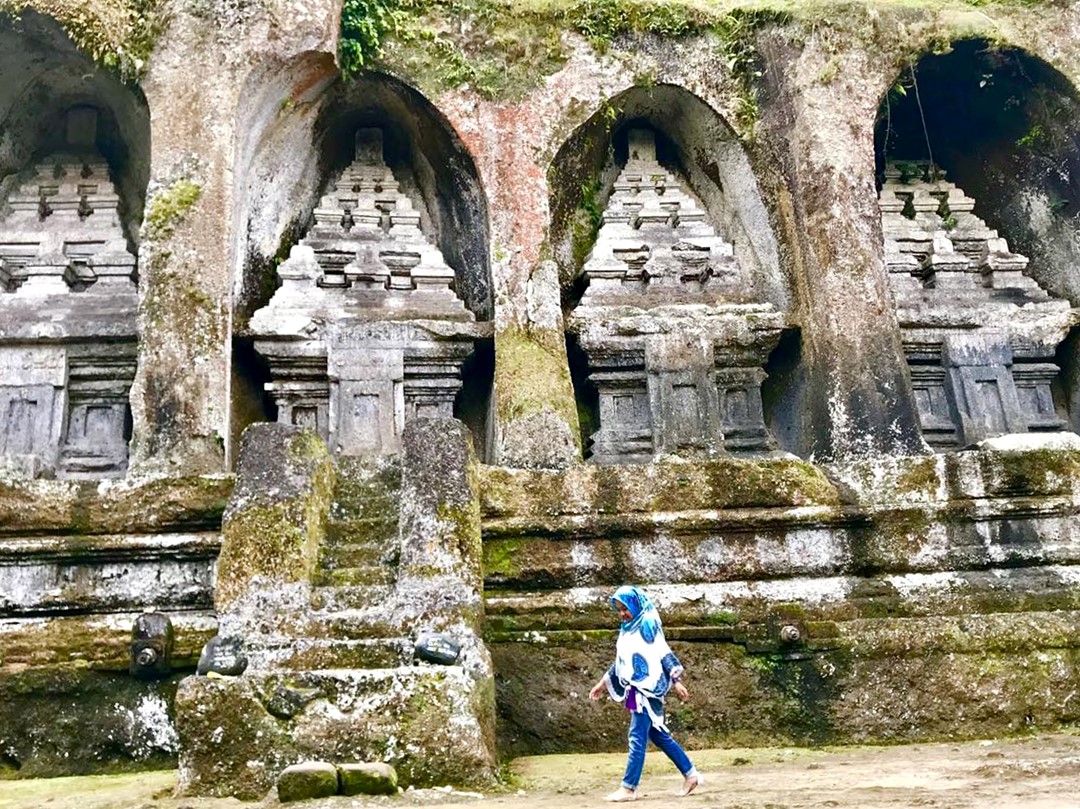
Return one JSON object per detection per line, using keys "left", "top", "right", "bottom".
{"left": 249, "top": 128, "right": 488, "bottom": 456}
{"left": 568, "top": 128, "right": 788, "bottom": 462}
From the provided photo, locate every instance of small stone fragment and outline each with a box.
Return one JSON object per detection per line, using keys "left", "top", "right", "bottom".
{"left": 196, "top": 635, "right": 248, "bottom": 676}
{"left": 277, "top": 761, "right": 339, "bottom": 803}
{"left": 414, "top": 632, "right": 461, "bottom": 665}
{"left": 338, "top": 762, "right": 398, "bottom": 796}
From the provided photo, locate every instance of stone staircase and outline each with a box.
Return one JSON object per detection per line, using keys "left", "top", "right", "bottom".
{"left": 285, "top": 456, "right": 414, "bottom": 671}
{"left": 178, "top": 422, "right": 495, "bottom": 797}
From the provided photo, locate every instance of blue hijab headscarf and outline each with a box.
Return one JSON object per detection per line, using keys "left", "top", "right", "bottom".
{"left": 611, "top": 585, "right": 661, "bottom": 643}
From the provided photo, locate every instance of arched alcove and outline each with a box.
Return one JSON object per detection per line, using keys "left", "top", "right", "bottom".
{"left": 0, "top": 12, "right": 150, "bottom": 479}
{"left": 0, "top": 13, "right": 151, "bottom": 246}
{"left": 552, "top": 85, "right": 794, "bottom": 461}
{"left": 550, "top": 84, "right": 787, "bottom": 311}
{"left": 875, "top": 39, "right": 1080, "bottom": 303}
{"left": 873, "top": 39, "right": 1080, "bottom": 448}
{"left": 235, "top": 69, "right": 494, "bottom": 461}
{"left": 235, "top": 69, "right": 492, "bottom": 323}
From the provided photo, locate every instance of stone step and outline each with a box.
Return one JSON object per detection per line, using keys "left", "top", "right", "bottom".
{"left": 313, "top": 565, "right": 397, "bottom": 588}
{"left": 329, "top": 497, "right": 400, "bottom": 523}
{"left": 307, "top": 608, "right": 404, "bottom": 641}
{"left": 279, "top": 637, "right": 413, "bottom": 670}
{"left": 319, "top": 541, "right": 391, "bottom": 570}
{"left": 310, "top": 583, "right": 395, "bottom": 613}
{"left": 323, "top": 517, "right": 398, "bottom": 549}
{"left": 330, "top": 458, "right": 402, "bottom": 522}
{"left": 179, "top": 663, "right": 492, "bottom": 796}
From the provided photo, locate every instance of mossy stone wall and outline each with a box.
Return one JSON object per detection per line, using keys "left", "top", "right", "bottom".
{"left": 485, "top": 447, "right": 1080, "bottom": 754}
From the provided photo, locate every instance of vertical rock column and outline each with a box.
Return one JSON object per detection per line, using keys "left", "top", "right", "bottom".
{"left": 439, "top": 102, "right": 581, "bottom": 469}
{"left": 758, "top": 36, "right": 926, "bottom": 460}
{"left": 129, "top": 70, "right": 233, "bottom": 475}
{"left": 397, "top": 417, "right": 497, "bottom": 765}
{"left": 127, "top": 0, "right": 340, "bottom": 476}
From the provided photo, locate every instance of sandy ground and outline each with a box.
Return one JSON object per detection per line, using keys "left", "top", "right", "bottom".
{"left": 4, "top": 733, "right": 1080, "bottom": 809}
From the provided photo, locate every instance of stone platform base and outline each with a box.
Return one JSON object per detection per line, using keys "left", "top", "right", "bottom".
{"left": 175, "top": 666, "right": 496, "bottom": 799}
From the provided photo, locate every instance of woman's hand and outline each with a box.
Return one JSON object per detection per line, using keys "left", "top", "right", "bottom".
{"left": 589, "top": 679, "right": 607, "bottom": 701}
{"left": 673, "top": 681, "right": 690, "bottom": 701}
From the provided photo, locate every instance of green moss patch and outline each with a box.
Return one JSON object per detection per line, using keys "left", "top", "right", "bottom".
{"left": 143, "top": 180, "right": 202, "bottom": 243}
{"left": 494, "top": 326, "right": 581, "bottom": 450}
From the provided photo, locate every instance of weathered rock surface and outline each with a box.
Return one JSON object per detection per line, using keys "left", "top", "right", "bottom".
{"left": 176, "top": 420, "right": 496, "bottom": 797}
{"left": 485, "top": 446, "right": 1080, "bottom": 754}
{"left": 0, "top": 666, "right": 184, "bottom": 778}
{"left": 8, "top": 0, "right": 1080, "bottom": 787}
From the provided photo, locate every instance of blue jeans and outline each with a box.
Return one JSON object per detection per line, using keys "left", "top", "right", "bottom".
{"left": 621, "top": 707, "right": 696, "bottom": 790}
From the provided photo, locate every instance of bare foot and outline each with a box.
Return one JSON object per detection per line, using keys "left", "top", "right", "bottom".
{"left": 604, "top": 786, "right": 637, "bottom": 802}
{"left": 677, "top": 773, "right": 701, "bottom": 797}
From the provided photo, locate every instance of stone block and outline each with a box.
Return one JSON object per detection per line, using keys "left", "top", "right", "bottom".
{"left": 215, "top": 423, "right": 335, "bottom": 610}
{"left": 277, "top": 761, "right": 339, "bottom": 803}
{"left": 176, "top": 667, "right": 497, "bottom": 797}
{"left": 339, "top": 761, "right": 398, "bottom": 795}
{"left": 399, "top": 418, "right": 481, "bottom": 585}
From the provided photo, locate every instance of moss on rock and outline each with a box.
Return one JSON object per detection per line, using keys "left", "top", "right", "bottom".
{"left": 0, "top": 0, "right": 166, "bottom": 79}
{"left": 215, "top": 426, "right": 334, "bottom": 610}
{"left": 494, "top": 326, "right": 581, "bottom": 454}
{"left": 143, "top": 180, "right": 202, "bottom": 242}
{"left": 0, "top": 665, "right": 185, "bottom": 779}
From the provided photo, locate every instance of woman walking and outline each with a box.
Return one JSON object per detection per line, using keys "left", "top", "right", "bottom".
{"left": 589, "top": 585, "right": 701, "bottom": 802}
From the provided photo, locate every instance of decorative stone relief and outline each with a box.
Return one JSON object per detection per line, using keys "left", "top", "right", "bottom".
{"left": 0, "top": 106, "right": 137, "bottom": 479}
{"left": 567, "top": 128, "right": 787, "bottom": 463}
{"left": 250, "top": 128, "right": 487, "bottom": 456}
{"left": 879, "top": 161, "right": 1077, "bottom": 449}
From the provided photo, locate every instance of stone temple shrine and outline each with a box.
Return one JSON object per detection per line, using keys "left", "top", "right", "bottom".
{"left": 4, "top": 3, "right": 1080, "bottom": 800}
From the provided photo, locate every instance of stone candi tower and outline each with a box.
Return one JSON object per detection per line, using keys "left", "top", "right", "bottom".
{"left": 0, "top": 106, "right": 137, "bottom": 478}
{"left": 879, "top": 161, "right": 1077, "bottom": 449}
{"left": 250, "top": 128, "right": 484, "bottom": 457}
{"left": 568, "top": 128, "right": 787, "bottom": 462}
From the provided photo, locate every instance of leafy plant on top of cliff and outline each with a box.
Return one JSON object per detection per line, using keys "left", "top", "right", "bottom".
{"left": 566, "top": 0, "right": 701, "bottom": 51}
{"left": 340, "top": 0, "right": 402, "bottom": 76}
{"left": 0, "top": 0, "right": 167, "bottom": 80}
{"left": 713, "top": 8, "right": 790, "bottom": 132}
{"left": 375, "top": 0, "right": 566, "bottom": 99}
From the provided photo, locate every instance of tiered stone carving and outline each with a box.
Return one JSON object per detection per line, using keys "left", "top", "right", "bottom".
{"left": 879, "top": 161, "right": 1077, "bottom": 449}
{"left": 567, "top": 128, "right": 787, "bottom": 462}
{"left": 0, "top": 107, "right": 137, "bottom": 479}
{"left": 250, "top": 128, "right": 486, "bottom": 456}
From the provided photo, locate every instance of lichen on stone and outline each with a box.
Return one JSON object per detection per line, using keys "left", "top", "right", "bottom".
{"left": 494, "top": 325, "right": 581, "bottom": 450}
{"left": 143, "top": 179, "right": 202, "bottom": 243}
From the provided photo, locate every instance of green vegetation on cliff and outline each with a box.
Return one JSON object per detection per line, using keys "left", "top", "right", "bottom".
{"left": 339, "top": 0, "right": 1054, "bottom": 105}
{"left": 0, "top": 0, "right": 166, "bottom": 79}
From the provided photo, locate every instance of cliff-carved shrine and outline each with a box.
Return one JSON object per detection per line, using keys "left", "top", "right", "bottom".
{"left": 5, "top": 4, "right": 1080, "bottom": 798}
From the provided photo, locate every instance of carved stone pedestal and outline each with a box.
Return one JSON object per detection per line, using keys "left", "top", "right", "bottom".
{"left": 879, "top": 161, "right": 1078, "bottom": 449}
{"left": 0, "top": 107, "right": 138, "bottom": 478}
{"left": 568, "top": 128, "right": 788, "bottom": 462}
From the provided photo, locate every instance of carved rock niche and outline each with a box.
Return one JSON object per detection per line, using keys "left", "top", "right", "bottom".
{"left": 567, "top": 127, "right": 788, "bottom": 463}
{"left": 879, "top": 161, "right": 1079, "bottom": 449}
{"left": 0, "top": 106, "right": 137, "bottom": 479}
{"left": 249, "top": 128, "right": 487, "bottom": 456}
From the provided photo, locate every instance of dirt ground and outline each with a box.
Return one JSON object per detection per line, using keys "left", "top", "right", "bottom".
{"left": 4, "top": 732, "right": 1080, "bottom": 809}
